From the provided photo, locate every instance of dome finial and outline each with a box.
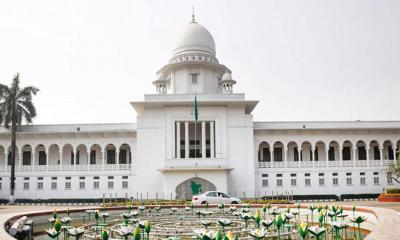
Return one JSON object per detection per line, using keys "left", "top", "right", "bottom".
{"left": 191, "top": 6, "right": 196, "bottom": 23}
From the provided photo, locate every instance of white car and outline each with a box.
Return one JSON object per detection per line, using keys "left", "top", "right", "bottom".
{"left": 192, "top": 191, "right": 241, "bottom": 205}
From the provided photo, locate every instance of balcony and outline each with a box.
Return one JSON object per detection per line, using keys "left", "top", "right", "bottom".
{"left": 258, "top": 159, "right": 394, "bottom": 169}
{"left": 164, "top": 158, "right": 227, "bottom": 169}
{"left": 0, "top": 164, "right": 131, "bottom": 172}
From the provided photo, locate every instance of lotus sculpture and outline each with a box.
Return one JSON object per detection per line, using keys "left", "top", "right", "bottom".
{"left": 217, "top": 218, "right": 232, "bottom": 233}
{"left": 240, "top": 212, "right": 252, "bottom": 228}
{"left": 349, "top": 216, "right": 367, "bottom": 240}
{"left": 330, "top": 221, "right": 349, "bottom": 240}
{"left": 67, "top": 227, "right": 85, "bottom": 240}
{"left": 248, "top": 228, "right": 268, "bottom": 240}
{"left": 194, "top": 229, "right": 217, "bottom": 240}
{"left": 260, "top": 218, "right": 274, "bottom": 230}
{"left": 201, "top": 220, "right": 212, "bottom": 229}
{"left": 308, "top": 226, "right": 326, "bottom": 240}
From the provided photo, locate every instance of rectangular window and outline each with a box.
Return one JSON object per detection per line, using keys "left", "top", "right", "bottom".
{"left": 290, "top": 173, "right": 297, "bottom": 177}
{"left": 291, "top": 179, "right": 297, "bottom": 186}
{"left": 346, "top": 172, "right": 352, "bottom": 176}
{"left": 37, "top": 182, "right": 43, "bottom": 190}
{"left": 93, "top": 181, "right": 100, "bottom": 189}
{"left": 76, "top": 150, "right": 80, "bottom": 165}
{"left": 305, "top": 173, "right": 311, "bottom": 177}
{"left": 122, "top": 176, "right": 129, "bottom": 179}
{"left": 274, "top": 148, "right": 283, "bottom": 161}
{"left": 343, "top": 147, "right": 351, "bottom": 160}
{"left": 374, "top": 177, "right": 380, "bottom": 185}
{"left": 328, "top": 147, "right": 335, "bottom": 160}
{"left": 360, "top": 172, "right": 365, "bottom": 176}
{"left": 262, "top": 179, "right": 268, "bottom": 187}
{"left": 37, "top": 177, "right": 43, "bottom": 180}
{"left": 277, "top": 179, "right": 283, "bottom": 187}
{"left": 51, "top": 182, "right": 57, "bottom": 190}
{"left": 358, "top": 146, "right": 366, "bottom": 160}
{"left": 65, "top": 182, "right": 71, "bottom": 189}
{"left": 374, "top": 146, "right": 380, "bottom": 160}
{"left": 262, "top": 174, "right": 268, "bottom": 177}
{"left": 24, "top": 177, "right": 29, "bottom": 180}
{"left": 122, "top": 181, "right": 128, "bottom": 189}
{"left": 318, "top": 173, "right": 324, "bottom": 176}
{"left": 333, "top": 178, "right": 339, "bottom": 186}
{"left": 360, "top": 177, "right": 366, "bottom": 185}
{"left": 22, "top": 151, "right": 31, "bottom": 165}
{"left": 79, "top": 176, "right": 85, "bottom": 180}
{"left": 107, "top": 150, "right": 116, "bottom": 164}
{"left": 346, "top": 178, "right": 352, "bottom": 185}
{"left": 38, "top": 151, "right": 46, "bottom": 165}
{"left": 65, "top": 176, "right": 71, "bottom": 180}
{"left": 388, "top": 176, "right": 393, "bottom": 185}
{"left": 79, "top": 182, "right": 85, "bottom": 189}
{"left": 23, "top": 182, "right": 29, "bottom": 190}
{"left": 119, "top": 149, "right": 127, "bottom": 164}
{"left": 108, "top": 181, "right": 114, "bottom": 189}
{"left": 93, "top": 176, "right": 100, "bottom": 180}
{"left": 51, "top": 177, "right": 57, "bottom": 180}
{"left": 305, "top": 178, "right": 311, "bottom": 186}
{"left": 276, "top": 174, "right": 283, "bottom": 177}
{"left": 190, "top": 73, "right": 199, "bottom": 84}
{"left": 108, "top": 176, "right": 114, "bottom": 179}
{"left": 332, "top": 173, "right": 338, "bottom": 176}
{"left": 90, "top": 150, "right": 96, "bottom": 164}
{"left": 319, "top": 178, "right": 325, "bottom": 186}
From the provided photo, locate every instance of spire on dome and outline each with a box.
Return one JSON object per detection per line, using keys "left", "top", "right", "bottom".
{"left": 191, "top": 6, "right": 196, "bottom": 23}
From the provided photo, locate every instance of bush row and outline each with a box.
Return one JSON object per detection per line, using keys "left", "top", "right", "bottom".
{"left": 386, "top": 188, "right": 400, "bottom": 194}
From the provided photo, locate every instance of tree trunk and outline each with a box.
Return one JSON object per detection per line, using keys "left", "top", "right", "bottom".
{"left": 9, "top": 103, "right": 16, "bottom": 204}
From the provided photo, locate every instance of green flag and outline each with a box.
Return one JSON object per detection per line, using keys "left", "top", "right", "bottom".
{"left": 194, "top": 94, "right": 198, "bottom": 123}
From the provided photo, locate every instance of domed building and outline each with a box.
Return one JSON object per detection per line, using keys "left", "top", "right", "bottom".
{"left": 0, "top": 16, "right": 399, "bottom": 202}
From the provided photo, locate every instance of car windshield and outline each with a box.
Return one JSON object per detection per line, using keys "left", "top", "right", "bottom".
{"left": 218, "top": 192, "right": 230, "bottom": 198}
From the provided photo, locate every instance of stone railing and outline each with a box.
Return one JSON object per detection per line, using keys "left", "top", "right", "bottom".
{"left": 258, "top": 159, "right": 394, "bottom": 168}
{"left": 0, "top": 164, "right": 131, "bottom": 172}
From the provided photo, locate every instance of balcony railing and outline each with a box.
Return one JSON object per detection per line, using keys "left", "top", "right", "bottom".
{"left": 0, "top": 164, "right": 131, "bottom": 172}
{"left": 258, "top": 159, "right": 394, "bottom": 168}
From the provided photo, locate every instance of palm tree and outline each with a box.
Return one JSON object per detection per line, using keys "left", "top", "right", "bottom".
{"left": 0, "top": 73, "right": 39, "bottom": 203}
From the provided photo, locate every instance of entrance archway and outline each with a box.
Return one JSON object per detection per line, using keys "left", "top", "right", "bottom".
{"left": 175, "top": 177, "right": 216, "bottom": 200}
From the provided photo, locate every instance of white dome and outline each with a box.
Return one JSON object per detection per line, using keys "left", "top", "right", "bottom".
{"left": 171, "top": 22, "right": 216, "bottom": 58}
{"left": 222, "top": 72, "right": 233, "bottom": 81}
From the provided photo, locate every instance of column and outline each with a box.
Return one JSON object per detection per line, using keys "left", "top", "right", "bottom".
{"left": 297, "top": 149, "right": 301, "bottom": 162}
{"left": 72, "top": 150, "right": 76, "bottom": 170}
{"left": 339, "top": 148, "right": 343, "bottom": 167}
{"left": 32, "top": 151, "right": 35, "bottom": 171}
{"left": 284, "top": 148, "right": 288, "bottom": 168}
{"left": 59, "top": 150, "right": 63, "bottom": 170}
{"left": 210, "top": 121, "right": 215, "bottom": 158}
{"left": 366, "top": 148, "right": 370, "bottom": 167}
{"left": 18, "top": 149, "right": 22, "bottom": 168}
{"left": 4, "top": 151, "right": 7, "bottom": 167}
{"left": 87, "top": 151, "right": 91, "bottom": 165}
{"left": 393, "top": 147, "right": 397, "bottom": 168}
{"left": 176, "top": 122, "right": 181, "bottom": 159}
{"left": 379, "top": 147, "right": 384, "bottom": 166}
{"left": 311, "top": 147, "right": 315, "bottom": 167}
{"left": 116, "top": 150, "right": 120, "bottom": 165}
{"left": 325, "top": 148, "right": 329, "bottom": 167}
{"left": 201, "top": 121, "right": 206, "bottom": 158}
{"left": 353, "top": 147, "right": 357, "bottom": 167}
{"left": 101, "top": 150, "right": 105, "bottom": 170}
{"left": 271, "top": 148, "right": 274, "bottom": 165}
{"left": 185, "top": 121, "right": 189, "bottom": 159}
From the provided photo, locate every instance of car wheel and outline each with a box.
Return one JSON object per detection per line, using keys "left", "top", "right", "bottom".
{"left": 231, "top": 201, "right": 238, "bottom": 204}
{"left": 201, "top": 201, "right": 208, "bottom": 205}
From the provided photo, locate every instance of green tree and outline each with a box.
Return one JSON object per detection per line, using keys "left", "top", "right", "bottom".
{"left": 386, "top": 150, "right": 400, "bottom": 184}
{"left": 0, "top": 73, "right": 39, "bottom": 203}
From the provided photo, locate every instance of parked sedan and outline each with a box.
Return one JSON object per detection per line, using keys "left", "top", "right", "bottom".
{"left": 192, "top": 191, "right": 241, "bottom": 205}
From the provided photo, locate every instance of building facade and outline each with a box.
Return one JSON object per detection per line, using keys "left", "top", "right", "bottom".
{"left": 0, "top": 17, "right": 399, "bottom": 201}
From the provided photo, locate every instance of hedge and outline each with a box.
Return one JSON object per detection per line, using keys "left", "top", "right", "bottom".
{"left": 387, "top": 188, "right": 400, "bottom": 194}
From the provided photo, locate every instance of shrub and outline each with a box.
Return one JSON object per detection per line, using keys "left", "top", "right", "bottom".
{"left": 387, "top": 188, "right": 400, "bottom": 194}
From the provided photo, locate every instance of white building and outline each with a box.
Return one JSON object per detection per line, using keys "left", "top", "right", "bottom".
{"left": 0, "top": 17, "right": 399, "bottom": 201}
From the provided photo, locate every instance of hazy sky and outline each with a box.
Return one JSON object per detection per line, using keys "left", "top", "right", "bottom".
{"left": 0, "top": 0, "right": 399, "bottom": 124}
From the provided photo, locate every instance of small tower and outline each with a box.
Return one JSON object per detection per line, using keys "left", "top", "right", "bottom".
{"left": 219, "top": 70, "right": 236, "bottom": 93}
{"left": 152, "top": 73, "right": 168, "bottom": 94}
